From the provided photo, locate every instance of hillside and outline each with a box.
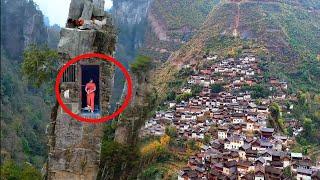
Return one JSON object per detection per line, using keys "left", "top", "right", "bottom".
{"left": 1, "top": 52, "right": 50, "bottom": 167}
{"left": 1, "top": 0, "right": 319, "bottom": 179}
{"left": 141, "top": 0, "right": 220, "bottom": 62}
{"left": 153, "top": 0, "right": 320, "bottom": 95}
{"left": 104, "top": 1, "right": 320, "bottom": 178}
{"left": 139, "top": 1, "right": 320, "bottom": 178}
{"left": 112, "top": 0, "right": 220, "bottom": 105}
{"left": 0, "top": 0, "right": 60, "bottom": 170}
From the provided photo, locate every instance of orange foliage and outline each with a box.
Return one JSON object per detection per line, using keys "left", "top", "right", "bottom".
{"left": 160, "top": 135, "right": 170, "bottom": 146}
{"left": 140, "top": 135, "right": 171, "bottom": 157}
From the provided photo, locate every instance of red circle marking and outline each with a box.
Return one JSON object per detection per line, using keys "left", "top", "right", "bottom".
{"left": 55, "top": 53, "right": 133, "bottom": 123}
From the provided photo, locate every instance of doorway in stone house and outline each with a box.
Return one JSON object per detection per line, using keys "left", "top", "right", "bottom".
{"left": 81, "top": 65, "right": 100, "bottom": 117}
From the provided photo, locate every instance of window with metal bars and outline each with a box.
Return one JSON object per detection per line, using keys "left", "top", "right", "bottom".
{"left": 62, "top": 65, "right": 76, "bottom": 82}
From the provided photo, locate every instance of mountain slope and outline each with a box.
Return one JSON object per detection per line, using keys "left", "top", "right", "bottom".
{"left": 0, "top": 0, "right": 59, "bottom": 168}
{"left": 153, "top": 0, "right": 320, "bottom": 95}
{"left": 112, "top": 0, "right": 220, "bottom": 105}
{"left": 141, "top": 0, "right": 220, "bottom": 61}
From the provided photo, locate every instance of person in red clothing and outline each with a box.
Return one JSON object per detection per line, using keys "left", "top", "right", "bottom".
{"left": 85, "top": 79, "right": 96, "bottom": 113}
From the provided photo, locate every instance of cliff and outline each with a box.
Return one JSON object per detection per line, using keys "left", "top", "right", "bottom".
{"left": 0, "top": 0, "right": 48, "bottom": 59}
{"left": 111, "top": 0, "right": 152, "bottom": 105}
{"left": 0, "top": 0, "right": 56, "bottom": 167}
{"left": 47, "top": 1, "right": 116, "bottom": 180}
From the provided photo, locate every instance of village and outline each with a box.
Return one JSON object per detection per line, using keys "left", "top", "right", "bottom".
{"left": 140, "top": 51, "right": 320, "bottom": 179}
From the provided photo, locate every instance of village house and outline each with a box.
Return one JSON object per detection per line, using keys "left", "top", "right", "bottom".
{"left": 224, "top": 135, "right": 244, "bottom": 150}
{"left": 140, "top": 54, "right": 317, "bottom": 180}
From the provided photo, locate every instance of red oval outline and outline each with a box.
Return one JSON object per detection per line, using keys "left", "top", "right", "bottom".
{"left": 55, "top": 53, "right": 133, "bottom": 123}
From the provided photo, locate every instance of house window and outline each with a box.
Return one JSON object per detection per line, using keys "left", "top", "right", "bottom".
{"left": 63, "top": 65, "right": 76, "bottom": 82}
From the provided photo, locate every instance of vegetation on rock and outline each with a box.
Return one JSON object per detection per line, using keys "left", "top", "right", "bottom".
{"left": 0, "top": 160, "right": 42, "bottom": 180}
{"left": 22, "top": 45, "right": 59, "bottom": 88}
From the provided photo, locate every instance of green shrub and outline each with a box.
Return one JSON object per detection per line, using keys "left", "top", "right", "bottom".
{"left": 241, "top": 84, "right": 270, "bottom": 99}
{"left": 211, "top": 84, "right": 224, "bottom": 93}
{"left": 0, "top": 160, "right": 42, "bottom": 180}
{"left": 176, "top": 93, "right": 192, "bottom": 103}
{"left": 130, "top": 55, "right": 152, "bottom": 74}
{"left": 166, "top": 91, "right": 176, "bottom": 101}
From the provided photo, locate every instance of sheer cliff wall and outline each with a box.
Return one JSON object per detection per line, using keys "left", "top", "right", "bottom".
{"left": 47, "top": 11, "right": 116, "bottom": 180}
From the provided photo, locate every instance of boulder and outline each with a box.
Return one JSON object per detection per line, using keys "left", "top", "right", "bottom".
{"left": 68, "top": 0, "right": 105, "bottom": 21}
{"left": 67, "top": 0, "right": 85, "bottom": 20}
{"left": 93, "top": 0, "right": 105, "bottom": 17}
{"left": 81, "top": 0, "right": 94, "bottom": 20}
{"left": 58, "top": 28, "right": 97, "bottom": 58}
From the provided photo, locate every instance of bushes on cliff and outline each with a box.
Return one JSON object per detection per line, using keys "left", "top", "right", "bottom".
{"left": 130, "top": 55, "right": 152, "bottom": 74}
{"left": 175, "top": 67, "right": 194, "bottom": 78}
{"left": 98, "top": 141, "right": 140, "bottom": 179}
{"left": 1, "top": 53, "right": 50, "bottom": 168}
{"left": 140, "top": 135, "right": 171, "bottom": 165}
{"left": 0, "top": 160, "right": 42, "bottom": 180}
{"left": 176, "top": 93, "right": 192, "bottom": 103}
{"left": 294, "top": 92, "right": 320, "bottom": 146}
{"left": 22, "top": 45, "right": 59, "bottom": 88}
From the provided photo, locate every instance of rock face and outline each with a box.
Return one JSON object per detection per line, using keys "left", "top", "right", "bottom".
{"left": 68, "top": 0, "right": 105, "bottom": 20}
{"left": 47, "top": 2, "right": 116, "bottom": 180}
{"left": 111, "top": 0, "right": 152, "bottom": 105}
{"left": 112, "top": 0, "right": 152, "bottom": 60}
{"left": 0, "top": 0, "right": 48, "bottom": 59}
{"left": 114, "top": 72, "right": 152, "bottom": 145}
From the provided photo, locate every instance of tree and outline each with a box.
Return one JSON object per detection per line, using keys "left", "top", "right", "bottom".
{"left": 269, "top": 103, "right": 281, "bottom": 121}
{"left": 191, "top": 85, "right": 203, "bottom": 96}
{"left": 241, "top": 84, "right": 270, "bottom": 99}
{"left": 22, "top": 45, "right": 59, "bottom": 88}
{"left": 269, "top": 103, "right": 285, "bottom": 133}
{"left": 166, "top": 91, "right": 176, "bottom": 101}
{"left": 20, "top": 163, "right": 42, "bottom": 180}
{"left": 98, "top": 140, "right": 139, "bottom": 180}
{"left": 203, "top": 134, "right": 211, "bottom": 144}
{"left": 210, "top": 84, "right": 224, "bottom": 93}
{"left": 165, "top": 126, "right": 177, "bottom": 138}
{"left": 0, "top": 160, "right": 42, "bottom": 180}
{"left": 160, "top": 135, "right": 170, "bottom": 146}
{"left": 187, "top": 140, "right": 197, "bottom": 150}
{"left": 287, "top": 126, "right": 293, "bottom": 136}
{"left": 176, "top": 67, "right": 194, "bottom": 78}
{"left": 283, "top": 166, "right": 292, "bottom": 177}
{"left": 302, "top": 118, "right": 313, "bottom": 139}
{"left": 130, "top": 55, "right": 152, "bottom": 76}
{"left": 176, "top": 93, "right": 192, "bottom": 103}
{"left": 0, "top": 160, "right": 21, "bottom": 180}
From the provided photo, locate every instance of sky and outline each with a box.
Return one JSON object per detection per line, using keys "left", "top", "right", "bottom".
{"left": 33, "top": 0, "right": 113, "bottom": 27}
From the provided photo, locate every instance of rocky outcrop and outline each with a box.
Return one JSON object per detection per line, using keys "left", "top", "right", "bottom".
{"left": 115, "top": 71, "right": 154, "bottom": 145}
{"left": 111, "top": 0, "right": 153, "bottom": 105}
{"left": 112, "top": 0, "right": 153, "bottom": 60}
{"left": 147, "top": 12, "right": 169, "bottom": 41}
{"left": 0, "top": 0, "right": 48, "bottom": 59}
{"left": 47, "top": 1, "right": 116, "bottom": 180}
{"left": 113, "top": 0, "right": 152, "bottom": 28}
